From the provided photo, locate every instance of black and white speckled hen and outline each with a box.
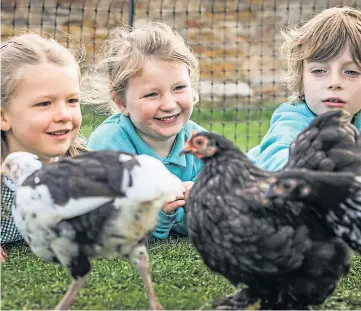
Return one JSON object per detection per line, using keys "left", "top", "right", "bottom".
{"left": 181, "top": 110, "right": 358, "bottom": 310}
{"left": 1, "top": 151, "right": 183, "bottom": 310}
{"left": 266, "top": 168, "right": 361, "bottom": 254}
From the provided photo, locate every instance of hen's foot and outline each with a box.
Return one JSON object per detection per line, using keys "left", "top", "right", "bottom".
{"left": 212, "top": 288, "right": 261, "bottom": 310}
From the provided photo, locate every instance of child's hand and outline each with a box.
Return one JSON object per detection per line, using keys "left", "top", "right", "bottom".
{"left": 161, "top": 182, "right": 194, "bottom": 214}
{"left": 0, "top": 247, "right": 7, "bottom": 264}
{"left": 162, "top": 195, "right": 186, "bottom": 214}
{"left": 183, "top": 181, "right": 194, "bottom": 201}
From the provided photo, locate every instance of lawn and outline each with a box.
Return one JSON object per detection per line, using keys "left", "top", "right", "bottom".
{"left": 2, "top": 107, "right": 361, "bottom": 310}
{"left": 1, "top": 240, "right": 361, "bottom": 310}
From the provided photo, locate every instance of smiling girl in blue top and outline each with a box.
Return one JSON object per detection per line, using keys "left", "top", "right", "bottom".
{"left": 82, "top": 22, "right": 206, "bottom": 240}
{"left": 247, "top": 7, "right": 361, "bottom": 171}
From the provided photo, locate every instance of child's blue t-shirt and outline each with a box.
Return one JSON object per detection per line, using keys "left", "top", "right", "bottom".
{"left": 247, "top": 102, "right": 361, "bottom": 171}
{"left": 87, "top": 113, "right": 207, "bottom": 239}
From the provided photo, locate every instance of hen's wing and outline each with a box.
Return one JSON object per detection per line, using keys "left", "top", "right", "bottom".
{"left": 284, "top": 110, "right": 359, "bottom": 171}
{"left": 232, "top": 182, "right": 314, "bottom": 271}
{"left": 189, "top": 177, "right": 312, "bottom": 284}
{"left": 16, "top": 152, "right": 137, "bottom": 222}
{"left": 295, "top": 170, "right": 361, "bottom": 253}
{"left": 16, "top": 151, "right": 177, "bottom": 224}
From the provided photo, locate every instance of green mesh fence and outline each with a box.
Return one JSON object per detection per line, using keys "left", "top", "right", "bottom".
{"left": 2, "top": 0, "right": 360, "bottom": 151}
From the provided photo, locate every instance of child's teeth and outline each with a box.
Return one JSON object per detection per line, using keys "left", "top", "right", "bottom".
{"left": 159, "top": 115, "right": 177, "bottom": 121}
{"left": 51, "top": 131, "right": 66, "bottom": 135}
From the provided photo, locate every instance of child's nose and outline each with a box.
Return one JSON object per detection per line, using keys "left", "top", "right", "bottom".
{"left": 160, "top": 93, "right": 177, "bottom": 110}
{"left": 54, "top": 103, "right": 72, "bottom": 122}
{"left": 328, "top": 71, "right": 342, "bottom": 90}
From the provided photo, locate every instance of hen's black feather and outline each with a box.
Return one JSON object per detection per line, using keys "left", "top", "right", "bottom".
{"left": 267, "top": 169, "right": 361, "bottom": 254}
{"left": 22, "top": 151, "right": 139, "bottom": 204}
{"left": 185, "top": 110, "right": 356, "bottom": 310}
{"left": 284, "top": 110, "right": 359, "bottom": 171}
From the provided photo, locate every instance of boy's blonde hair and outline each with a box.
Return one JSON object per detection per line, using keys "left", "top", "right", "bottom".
{"left": 81, "top": 21, "right": 200, "bottom": 114}
{"left": 280, "top": 6, "right": 361, "bottom": 101}
{"left": 1, "top": 32, "right": 87, "bottom": 162}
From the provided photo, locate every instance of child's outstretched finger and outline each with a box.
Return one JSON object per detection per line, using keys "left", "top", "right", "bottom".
{"left": 162, "top": 199, "right": 186, "bottom": 214}
{"left": 183, "top": 181, "right": 194, "bottom": 200}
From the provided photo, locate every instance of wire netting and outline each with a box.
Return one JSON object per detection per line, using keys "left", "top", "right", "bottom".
{"left": 2, "top": 0, "right": 360, "bottom": 150}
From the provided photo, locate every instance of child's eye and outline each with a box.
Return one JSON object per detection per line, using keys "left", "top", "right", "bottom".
{"left": 68, "top": 98, "right": 80, "bottom": 104}
{"left": 174, "top": 85, "right": 187, "bottom": 91}
{"left": 143, "top": 92, "right": 157, "bottom": 98}
{"left": 311, "top": 69, "right": 326, "bottom": 75}
{"left": 35, "top": 101, "right": 51, "bottom": 107}
{"left": 345, "top": 70, "right": 360, "bottom": 76}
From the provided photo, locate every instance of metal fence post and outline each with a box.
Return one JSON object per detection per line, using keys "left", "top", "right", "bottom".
{"left": 128, "top": 0, "right": 134, "bottom": 27}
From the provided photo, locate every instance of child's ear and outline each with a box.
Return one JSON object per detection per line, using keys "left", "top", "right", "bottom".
{"left": 192, "top": 90, "right": 199, "bottom": 105}
{"left": 111, "top": 91, "right": 129, "bottom": 116}
{"left": 1, "top": 111, "right": 11, "bottom": 131}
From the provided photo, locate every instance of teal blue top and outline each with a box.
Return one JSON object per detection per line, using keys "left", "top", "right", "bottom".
{"left": 87, "top": 113, "right": 207, "bottom": 239}
{"left": 247, "top": 102, "right": 361, "bottom": 171}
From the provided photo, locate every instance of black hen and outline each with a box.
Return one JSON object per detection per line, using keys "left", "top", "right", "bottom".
{"left": 182, "top": 110, "right": 358, "bottom": 310}
{"left": 284, "top": 110, "right": 359, "bottom": 171}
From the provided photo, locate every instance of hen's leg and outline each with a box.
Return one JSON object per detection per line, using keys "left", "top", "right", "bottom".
{"left": 129, "top": 244, "right": 163, "bottom": 310}
{"left": 55, "top": 277, "right": 85, "bottom": 310}
{"left": 51, "top": 239, "right": 91, "bottom": 310}
{"left": 0, "top": 247, "right": 8, "bottom": 263}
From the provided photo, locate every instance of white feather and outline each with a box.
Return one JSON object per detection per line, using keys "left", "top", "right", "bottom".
{"left": 127, "top": 154, "right": 184, "bottom": 202}
{"left": 13, "top": 185, "right": 114, "bottom": 225}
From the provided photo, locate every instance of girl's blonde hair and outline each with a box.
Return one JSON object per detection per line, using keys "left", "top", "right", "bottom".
{"left": 81, "top": 21, "right": 200, "bottom": 115}
{"left": 1, "top": 32, "right": 87, "bottom": 162}
{"left": 280, "top": 6, "right": 361, "bottom": 102}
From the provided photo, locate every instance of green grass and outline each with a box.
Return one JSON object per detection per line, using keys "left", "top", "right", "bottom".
{"left": 1, "top": 240, "right": 361, "bottom": 310}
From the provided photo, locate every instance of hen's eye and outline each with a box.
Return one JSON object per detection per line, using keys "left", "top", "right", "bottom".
{"left": 283, "top": 182, "right": 291, "bottom": 189}
{"left": 195, "top": 138, "right": 203, "bottom": 146}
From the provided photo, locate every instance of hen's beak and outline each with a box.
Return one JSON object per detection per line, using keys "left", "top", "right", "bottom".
{"left": 263, "top": 186, "right": 277, "bottom": 206}
{"left": 180, "top": 131, "right": 198, "bottom": 156}
{"left": 264, "top": 186, "right": 277, "bottom": 199}
{"left": 180, "top": 140, "right": 193, "bottom": 155}
{"left": 263, "top": 177, "right": 280, "bottom": 203}
{"left": 264, "top": 181, "right": 284, "bottom": 200}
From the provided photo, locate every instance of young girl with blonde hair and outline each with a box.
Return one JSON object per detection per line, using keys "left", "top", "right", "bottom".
{"left": 1, "top": 32, "right": 87, "bottom": 262}
{"left": 83, "top": 21, "right": 206, "bottom": 240}
{"left": 247, "top": 6, "right": 361, "bottom": 171}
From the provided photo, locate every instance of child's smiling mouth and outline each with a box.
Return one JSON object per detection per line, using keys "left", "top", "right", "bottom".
{"left": 46, "top": 129, "right": 72, "bottom": 139}
{"left": 47, "top": 130, "right": 70, "bottom": 135}
{"left": 154, "top": 113, "right": 181, "bottom": 123}
{"left": 323, "top": 98, "right": 346, "bottom": 108}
